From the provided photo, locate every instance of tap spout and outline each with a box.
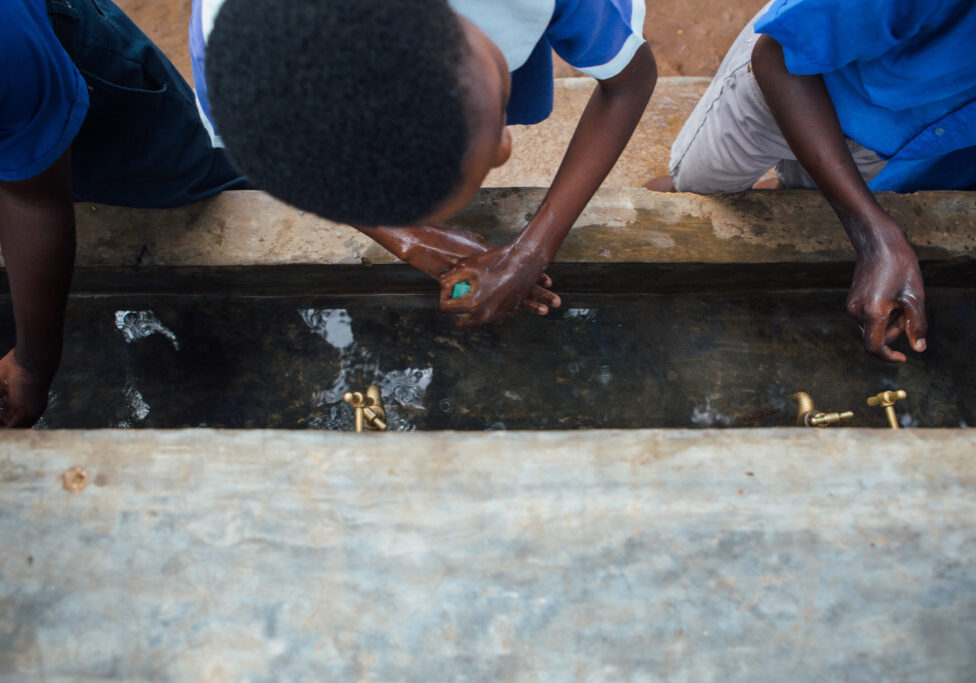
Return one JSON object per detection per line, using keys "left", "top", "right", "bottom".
{"left": 792, "top": 392, "right": 817, "bottom": 426}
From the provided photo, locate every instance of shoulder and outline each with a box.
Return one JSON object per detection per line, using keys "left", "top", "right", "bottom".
{"left": 0, "top": 1, "right": 89, "bottom": 180}
{"left": 448, "top": 0, "right": 555, "bottom": 71}
{"left": 754, "top": 0, "right": 945, "bottom": 75}
{"left": 546, "top": 0, "right": 646, "bottom": 79}
{"left": 756, "top": 0, "right": 942, "bottom": 42}
{"left": 0, "top": 1, "right": 78, "bottom": 92}
{"left": 193, "top": 0, "right": 227, "bottom": 44}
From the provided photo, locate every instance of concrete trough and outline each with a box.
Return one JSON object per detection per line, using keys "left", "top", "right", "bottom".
{"left": 2, "top": 77, "right": 975, "bottom": 673}
{"left": 2, "top": 428, "right": 976, "bottom": 680}
{"left": 1, "top": 188, "right": 974, "bottom": 429}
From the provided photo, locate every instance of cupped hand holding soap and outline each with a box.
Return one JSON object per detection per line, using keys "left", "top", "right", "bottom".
{"left": 451, "top": 281, "right": 472, "bottom": 299}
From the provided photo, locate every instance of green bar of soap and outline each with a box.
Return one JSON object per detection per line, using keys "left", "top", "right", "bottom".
{"left": 451, "top": 281, "right": 472, "bottom": 299}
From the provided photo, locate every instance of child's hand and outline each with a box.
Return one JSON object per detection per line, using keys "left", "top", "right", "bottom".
{"left": 846, "top": 230, "right": 927, "bottom": 363}
{"left": 395, "top": 226, "right": 557, "bottom": 319}
{"left": 395, "top": 225, "right": 489, "bottom": 278}
{"left": 438, "top": 243, "right": 561, "bottom": 328}
{"left": 0, "top": 349, "right": 50, "bottom": 428}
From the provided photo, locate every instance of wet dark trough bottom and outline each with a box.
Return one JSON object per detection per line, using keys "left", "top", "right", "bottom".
{"left": 6, "top": 282, "right": 974, "bottom": 430}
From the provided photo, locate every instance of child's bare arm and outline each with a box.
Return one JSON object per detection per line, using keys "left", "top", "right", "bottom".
{"left": 440, "top": 43, "right": 657, "bottom": 327}
{"left": 751, "top": 34, "right": 926, "bottom": 363}
{"left": 0, "top": 150, "right": 76, "bottom": 427}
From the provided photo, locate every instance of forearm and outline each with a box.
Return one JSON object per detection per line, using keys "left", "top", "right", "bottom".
{"left": 517, "top": 45, "right": 657, "bottom": 262}
{"left": 750, "top": 35, "right": 902, "bottom": 253}
{"left": 356, "top": 224, "right": 426, "bottom": 263}
{"left": 0, "top": 153, "right": 76, "bottom": 378}
{"left": 356, "top": 224, "right": 476, "bottom": 278}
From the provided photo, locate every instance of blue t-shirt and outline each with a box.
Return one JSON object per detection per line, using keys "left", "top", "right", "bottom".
{"left": 450, "top": 0, "right": 646, "bottom": 124}
{"left": 0, "top": 0, "right": 89, "bottom": 181}
{"left": 190, "top": 0, "right": 645, "bottom": 141}
{"left": 755, "top": 0, "right": 976, "bottom": 192}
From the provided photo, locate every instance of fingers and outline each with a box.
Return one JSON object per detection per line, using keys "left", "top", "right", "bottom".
{"left": 862, "top": 307, "right": 907, "bottom": 363}
{"left": 439, "top": 273, "right": 560, "bottom": 317}
{"left": 2, "top": 409, "right": 35, "bottom": 429}
{"left": 452, "top": 313, "right": 474, "bottom": 328}
{"left": 0, "top": 397, "right": 34, "bottom": 428}
{"left": 445, "top": 285, "right": 559, "bottom": 319}
{"left": 438, "top": 268, "right": 477, "bottom": 313}
{"left": 521, "top": 299, "right": 549, "bottom": 316}
{"left": 537, "top": 273, "right": 553, "bottom": 289}
{"left": 529, "top": 285, "right": 560, "bottom": 309}
{"left": 899, "top": 295, "right": 928, "bottom": 353}
{"left": 884, "top": 319, "right": 904, "bottom": 344}
{"left": 518, "top": 285, "right": 561, "bottom": 316}
{"left": 439, "top": 292, "right": 475, "bottom": 314}
{"left": 452, "top": 308, "right": 512, "bottom": 330}
{"left": 0, "top": 385, "right": 8, "bottom": 427}
{"left": 849, "top": 285, "right": 928, "bottom": 362}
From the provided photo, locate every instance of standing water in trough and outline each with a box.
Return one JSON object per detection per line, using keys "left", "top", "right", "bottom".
{"left": 6, "top": 288, "right": 975, "bottom": 430}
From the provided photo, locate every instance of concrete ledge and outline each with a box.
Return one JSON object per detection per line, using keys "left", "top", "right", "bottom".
{"left": 1, "top": 78, "right": 972, "bottom": 279}
{"left": 50, "top": 188, "right": 976, "bottom": 271}
{"left": 2, "top": 428, "right": 974, "bottom": 679}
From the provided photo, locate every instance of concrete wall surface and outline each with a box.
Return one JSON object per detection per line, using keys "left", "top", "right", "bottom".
{"left": 2, "top": 429, "right": 974, "bottom": 680}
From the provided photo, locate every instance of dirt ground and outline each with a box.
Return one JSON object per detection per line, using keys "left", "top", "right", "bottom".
{"left": 116, "top": 0, "right": 770, "bottom": 84}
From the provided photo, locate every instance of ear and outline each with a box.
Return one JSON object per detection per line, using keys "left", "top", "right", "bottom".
{"left": 491, "top": 127, "right": 512, "bottom": 168}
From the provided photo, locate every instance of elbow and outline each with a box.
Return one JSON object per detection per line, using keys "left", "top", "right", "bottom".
{"left": 598, "top": 42, "right": 657, "bottom": 102}
{"left": 635, "top": 43, "right": 658, "bottom": 98}
{"left": 751, "top": 33, "right": 780, "bottom": 66}
{"left": 750, "top": 34, "right": 785, "bottom": 90}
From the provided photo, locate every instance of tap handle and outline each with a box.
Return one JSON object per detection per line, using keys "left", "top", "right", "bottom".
{"left": 867, "top": 389, "right": 907, "bottom": 408}
{"left": 363, "top": 406, "right": 388, "bottom": 431}
{"left": 866, "top": 389, "right": 907, "bottom": 429}
{"left": 343, "top": 391, "right": 365, "bottom": 408}
{"left": 808, "top": 411, "right": 854, "bottom": 427}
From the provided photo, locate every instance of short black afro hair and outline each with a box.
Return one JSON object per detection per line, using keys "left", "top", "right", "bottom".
{"left": 206, "top": 0, "right": 471, "bottom": 226}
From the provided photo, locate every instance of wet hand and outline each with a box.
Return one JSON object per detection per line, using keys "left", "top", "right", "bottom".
{"left": 438, "top": 242, "right": 561, "bottom": 328}
{"left": 0, "top": 349, "right": 51, "bottom": 428}
{"left": 846, "top": 232, "right": 927, "bottom": 363}
{"left": 399, "top": 226, "right": 558, "bottom": 320}
{"left": 396, "top": 225, "right": 489, "bottom": 278}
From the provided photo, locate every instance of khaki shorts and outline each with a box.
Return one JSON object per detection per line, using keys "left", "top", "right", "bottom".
{"left": 669, "top": 1, "right": 886, "bottom": 193}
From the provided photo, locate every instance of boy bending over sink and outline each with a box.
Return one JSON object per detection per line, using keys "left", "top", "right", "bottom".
{"left": 193, "top": 0, "right": 657, "bottom": 328}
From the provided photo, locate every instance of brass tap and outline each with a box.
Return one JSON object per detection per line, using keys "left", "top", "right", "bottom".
{"left": 866, "top": 390, "right": 907, "bottom": 429}
{"left": 343, "top": 385, "right": 387, "bottom": 432}
{"left": 792, "top": 391, "right": 854, "bottom": 428}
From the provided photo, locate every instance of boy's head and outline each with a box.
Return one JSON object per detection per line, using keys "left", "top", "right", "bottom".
{"left": 207, "top": 0, "right": 511, "bottom": 227}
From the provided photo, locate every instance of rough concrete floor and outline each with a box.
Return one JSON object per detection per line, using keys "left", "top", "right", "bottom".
{"left": 115, "top": 0, "right": 771, "bottom": 85}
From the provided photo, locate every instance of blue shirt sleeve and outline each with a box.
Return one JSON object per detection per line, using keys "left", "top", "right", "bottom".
{"left": 754, "top": 0, "right": 941, "bottom": 76}
{"left": 0, "top": 4, "right": 89, "bottom": 181}
{"left": 546, "top": 0, "right": 646, "bottom": 80}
